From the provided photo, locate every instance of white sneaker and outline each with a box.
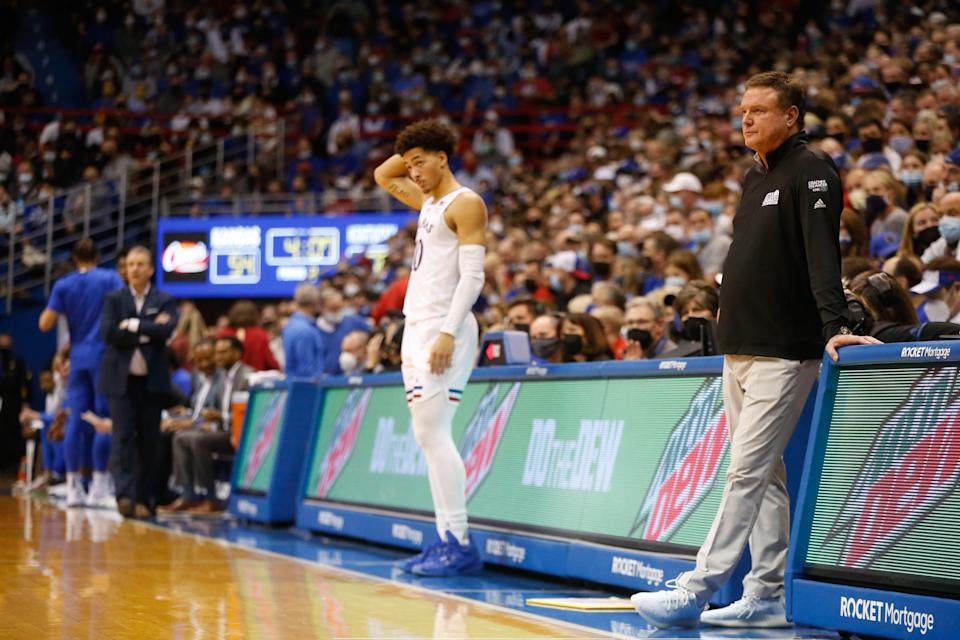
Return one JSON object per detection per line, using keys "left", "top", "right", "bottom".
{"left": 48, "top": 483, "right": 68, "bottom": 499}
{"left": 630, "top": 580, "right": 705, "bottom": 629}
{"left": 700, "top": 595, "right": 790, "bottom": 628}
{"left": 66, "top": 483, "right": 87, "bottom": 509}
{"left": 86, "top": 492, "right": 118, "bottom": 511}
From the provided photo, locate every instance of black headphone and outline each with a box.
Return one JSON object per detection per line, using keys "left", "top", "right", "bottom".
{"left": 867, "top": 272, "right": 899, "bottom": 307}
{"left": 844, "top": 289, "right": 866, "bottom": 334}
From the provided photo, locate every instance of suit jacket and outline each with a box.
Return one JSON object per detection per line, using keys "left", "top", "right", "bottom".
{"left": 217, "top": 362, "right": 254, "bottom": 432}
{"left": 190, "top": 369, "right": 224, "bottom": 417}
{"left": 97, "top": 285, "right": 179, "bottom": 397}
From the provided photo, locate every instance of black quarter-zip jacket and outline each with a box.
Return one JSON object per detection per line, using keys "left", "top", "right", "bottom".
{"left": 718, "top": 132, "right": 854, "bottom": 360}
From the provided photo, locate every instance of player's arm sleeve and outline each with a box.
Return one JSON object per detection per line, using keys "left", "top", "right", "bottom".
{"left": 797, "top": 157, "right": 854, "bottom": 340}
{"left": 440, "top": 194, "right": 487, "bottom": 336}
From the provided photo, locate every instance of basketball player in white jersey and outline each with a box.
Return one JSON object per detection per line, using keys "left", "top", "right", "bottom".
{"left": 374, "top": 119, "right": 487, "bottom": 576}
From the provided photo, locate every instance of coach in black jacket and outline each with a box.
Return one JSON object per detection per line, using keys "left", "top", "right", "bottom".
{"left": 98, "top": 246, "right": 179, "bottom": 518}
{"left": 631, "top": 73, "right": 881, "bottom": 629}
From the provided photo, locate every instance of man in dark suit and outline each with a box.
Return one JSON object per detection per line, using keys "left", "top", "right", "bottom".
{"left": 98, "top": 246, "right": 179, "bottom": 518}
{"left": 166, "top": 336, "right": 252, "bottom": 514}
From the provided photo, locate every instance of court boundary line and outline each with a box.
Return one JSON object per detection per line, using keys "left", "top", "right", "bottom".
{"left": 138, "top": 518, "right": 640, "bottom": 640}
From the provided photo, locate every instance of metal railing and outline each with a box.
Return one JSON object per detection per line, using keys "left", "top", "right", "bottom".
{"left": 2, "top": 126, "right": 286, "bottom": 313}
{"left": 163, "top": 191, "right": 394, "bottom": 218}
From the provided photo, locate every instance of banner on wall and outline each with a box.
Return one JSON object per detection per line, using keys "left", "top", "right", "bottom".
{"left": 302, "top": 375, "right": 731, "bottom": 551}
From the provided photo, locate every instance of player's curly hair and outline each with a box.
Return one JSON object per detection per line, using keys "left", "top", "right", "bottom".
{"left": 395, "top": 118, "right": 457, "bottom": 157}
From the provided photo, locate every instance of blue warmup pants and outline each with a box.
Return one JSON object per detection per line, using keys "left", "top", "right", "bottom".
{"left": 65, "top": 366, "right": 112, "bottom": 473}
{"left": 41, "top": 418, "right": 65, "bottom": 476}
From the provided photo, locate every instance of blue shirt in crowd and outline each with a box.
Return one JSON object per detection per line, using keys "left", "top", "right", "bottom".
{"left": 282, "top": 312, "right": 325, "bottom": 379}
{"left": 319, "top": 314, "right": 371, "bottom": 375}
{"left": 47, "top": 267, "right": 125, "bottom": 370}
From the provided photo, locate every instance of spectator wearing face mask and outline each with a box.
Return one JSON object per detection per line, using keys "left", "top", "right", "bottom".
{"left": 561, "top": 313, "right": 612, "bottom": 363}
{"left": 687, "top": 208, "right": 731, "bottom": 280}
{"left": 911, "top": 257, "right": 960, "bottom": 323}
{"left": 588, "top": 238, "right": 618, "bottom": 283}
{"left": 898, "top": 202, "right": 940, "bottom": 260}
{"left": 921, "top": 192, "right": 960, "bottom": 263}
{"left": 317, "top": 288, "right": 372, "bottom": 375}
{"left": 620, "top": 297, "right": 676, "bottom": 360}
{"left": 864, "top": 169, "right": 908, "bottom": 239}
{"left": 544, "top": 251, "right": 592, "bottom": 310}
{"left": 663, "top": 250, "right": 704, "bottom": 290}
{"left": 662, "top": 282, "right": 720, "bottom": 357}
{"left": 505, "top": 297, "right": 538, "bottom": 334}
{"left": 855, "top": 117, "right": 901, "bottom": 174}
{"left": 662, "top": 172, "right": 703, "bottom": 214}
{"left": 529, "top": 314, "right": 564, "bottom": 364}
{"left": 338, "top": 330, "right": 370, "bottom": 376}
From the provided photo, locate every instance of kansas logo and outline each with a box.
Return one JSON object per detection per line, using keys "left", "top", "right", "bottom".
{"left": 823, "top": 367, "right": 960, "bottom": 568}
{"left": 314, "top": 388, "right": 373, "bottom": 498}
{"left": 631, "top": 377, "right": 728, "bottom": 541}
{"left": 459, "top": 383, "right": 522, "bottom": 499}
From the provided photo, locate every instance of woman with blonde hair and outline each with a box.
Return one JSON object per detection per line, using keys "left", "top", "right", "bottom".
{"left": 169, "top": 302, "right": 208, "bottom": 369}
{"left": 898, "top": 202, "right": 940, "bottom": 259}
{"left": 863, "top": 169, "right": 908, "bottom": 238}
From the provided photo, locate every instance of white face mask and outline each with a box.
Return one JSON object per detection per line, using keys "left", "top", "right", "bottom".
{"left": 338, "top": 351, "right": 360, "bottom": 374}
{"left": 324, "top": 311, "right": 344, "bottom": 325}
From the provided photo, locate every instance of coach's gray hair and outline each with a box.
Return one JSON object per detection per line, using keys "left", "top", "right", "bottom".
{"left": 294, "top": 282, "right": 319, "bottom": 307}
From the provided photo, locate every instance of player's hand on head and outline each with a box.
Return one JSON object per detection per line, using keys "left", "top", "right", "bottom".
{"left": 429, "top": 332, "right": 455, "bottom": 375}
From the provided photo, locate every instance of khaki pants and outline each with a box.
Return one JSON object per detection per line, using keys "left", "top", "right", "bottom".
{"left": 677, "top": 355, "right": 819, "bottom": 603}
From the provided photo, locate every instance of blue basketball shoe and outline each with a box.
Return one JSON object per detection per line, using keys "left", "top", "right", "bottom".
{"left": 397, "top": 537, "right": 445, "bottom": 573}
{"left": 410, "top": 531, "right": 483, "bottom": 576}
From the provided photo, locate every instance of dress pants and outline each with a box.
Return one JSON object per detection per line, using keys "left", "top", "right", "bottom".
{"left": 676, "top": 355, "right": 819, "bottom": 602}
{"left": 172, "top": 429, "right": 233, "bottom": 499}
{"left": 108, "top": 375, "right": 163, "bottom": 508}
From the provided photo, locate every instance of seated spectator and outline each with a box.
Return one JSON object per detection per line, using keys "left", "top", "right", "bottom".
{"left": 505, "top": 297, "right": 538, "bottom": 334}
{"left": 850, "top": 271, "right": 960, "bottom": 341}
{"left": 882, "top": 255, "right": 923, "bottom": 294}
{"left": 529, "top": 314, "right": 564, "bottom": 364}
{"left": 282, "top": 283, "right": 324, "bottom": 379}
{"left": 898, "top": 202, "right": 940, "bottom": 260}
{"left": 840, "top": 208, "right": 870, "bottom": 258}
{"left": 621, "top": 297, "right": 676, "bottom": 361}
{"left": 640, "top": 232, "right": 680, "bottom": 294}
{"left": 922, "top": 192, "right": 960, "bottom": 263}
{"left": 544, "top": 251, "right": 592, "bottom": 310}
{"left": 864, "top": 169, "right": 908, "bottom": 240}
{"left": 686, "top": 208, "right": 731, "bottom": 281}
{"left": 588, "top": 237, "right": 618, "bottom": 283}
{"left": 339, "top": 330, "right": 371, "bottom": 376}
{"left": 169, "top": 301, "right": 208, "bottom": 370}
{"left": 664, "top": 250, "right": 705, "bottom": 289}
{"left": 374, "top": 317, "right": 404, "bottom": 373}
{"left": 912, "top": 257, "right": 960, "bottom": 323}
{"left": 841, "top": 256, "right": 878, "bottom": 285}
{"left": 591, "top": 305, "right": 626, "bottom": 359}
{"left": 165, "top": 336, "right": 252, "bottom": 515}
{"left": 317, "top": 287, "right": 372, "bottom": 375}
{"left": 156, "top": 339, "right": 222, "bottom": 508}
{"left": 217, "top": 300, "right": 281, "bottom": 372}
{"left": 664, "top": 281, "right": 720, "bottom": 357}
{"left": 561, "top": 313, "right": 612, "bottom": 363}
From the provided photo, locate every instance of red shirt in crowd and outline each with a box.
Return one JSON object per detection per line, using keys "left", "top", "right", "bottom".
{"left": 217, "top": 326, "right": 281, "bottom": 371}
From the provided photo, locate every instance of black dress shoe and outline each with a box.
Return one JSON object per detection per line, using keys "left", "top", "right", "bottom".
{"left": 117, "top": 498, "right": 135, "bottom": 518}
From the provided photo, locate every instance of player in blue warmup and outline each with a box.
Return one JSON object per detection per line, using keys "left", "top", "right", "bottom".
{"left": 39, "top": 239, "right": 125, "bottom": 508}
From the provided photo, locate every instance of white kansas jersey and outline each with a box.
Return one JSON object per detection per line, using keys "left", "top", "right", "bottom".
{"left": 403, "top": 186, "right": 474, "bottom": 323}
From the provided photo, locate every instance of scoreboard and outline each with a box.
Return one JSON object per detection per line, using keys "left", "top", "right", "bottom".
{"left": 157, "top": 213, "right": 416, "bottom": 297}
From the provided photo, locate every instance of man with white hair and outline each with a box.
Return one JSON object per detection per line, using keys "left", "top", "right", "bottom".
{"left": 281, "top": 282, "right": 324, "bottom": 379}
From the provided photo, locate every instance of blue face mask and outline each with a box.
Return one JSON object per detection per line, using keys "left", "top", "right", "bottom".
{"left": 665, "top": 276, "right": 687, "bottom": 288}
{"left": 549, "top": 273, "right": 564, "bottom": 291}
{"left": 690, "top": 229, "right": 712, "bottom": 245}
{"left": 939, "top": 217, "right": 960, "bottom": 244}
{"left": 702, "top": 200, "right": 724, "bottom": 216}
{"left": 900, "top": 170, "right": 923, "bottom": 188}
{"left": 889, "top": 135, "right": 913, "bottom": 156}
{"left": 831, "top": 153, "right": 847, "bottom": 169}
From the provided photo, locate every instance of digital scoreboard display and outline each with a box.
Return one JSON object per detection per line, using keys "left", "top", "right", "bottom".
{"left": 157, "top": 213, "right": 416, "bottom": 297}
